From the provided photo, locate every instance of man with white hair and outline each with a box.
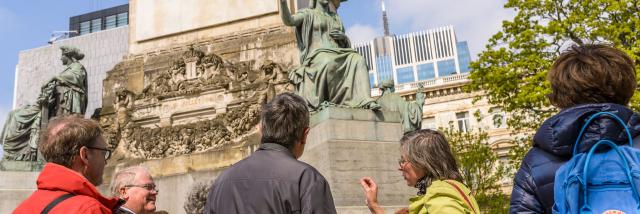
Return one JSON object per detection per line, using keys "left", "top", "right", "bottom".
{"left": 110, "top": 166, "right": 158, "bottom": 214}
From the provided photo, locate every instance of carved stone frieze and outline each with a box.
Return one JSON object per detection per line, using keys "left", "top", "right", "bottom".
{"left": 101, "top": 42, "right": 294, "bottom": 160}
{"left": 121, "top": 103, "right": 261, "bottom": 159}
{"left": 138, "top": 46, "right": 287, "bottom": 101}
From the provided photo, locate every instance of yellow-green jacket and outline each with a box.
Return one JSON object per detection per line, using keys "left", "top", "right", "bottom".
{"left": 408, "top": 180, "right": 480, "bottom": 214}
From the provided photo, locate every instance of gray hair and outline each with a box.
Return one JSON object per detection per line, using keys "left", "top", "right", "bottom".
{"left": 400, "top": 129, "right": 462, "bottom": 187}
{"left": 260, "top": 92, "right": 309, "bottom": 148}
{"left": 110, "top": 166, "right": 150, "bottom": 197}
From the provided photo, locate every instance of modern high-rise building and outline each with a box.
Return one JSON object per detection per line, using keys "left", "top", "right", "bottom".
{"left": 352, "top": 1, "right": 514, "bottom": 166}
{"left": 354, "top": 26, "right": 472, "bottom": 93}
{"left": 69, "top": 4, "right": 129, "bottom": 36}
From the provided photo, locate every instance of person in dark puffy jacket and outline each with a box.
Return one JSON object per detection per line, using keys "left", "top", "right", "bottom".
{"left": 509, "top": 44, "right": 640, "bottom": 214}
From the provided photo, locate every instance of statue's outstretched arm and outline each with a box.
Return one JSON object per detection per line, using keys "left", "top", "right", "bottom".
{"left": 279, "top": 0, "right": 304, "bottom": 26}
{"left": 416, "top": 84, "right": 426, "bottom": 106}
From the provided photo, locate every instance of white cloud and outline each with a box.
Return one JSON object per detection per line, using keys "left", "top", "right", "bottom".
{"left": 346, "top": 24, "right": 381, "bottom": 44}
{"left": 386, "top": 0, "right": 515, "bottom": 59}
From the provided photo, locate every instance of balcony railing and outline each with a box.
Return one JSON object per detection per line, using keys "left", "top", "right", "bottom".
{"left": 370, "top": 73, "right": 470, "bottom": 96}
{"left": 394, "top": 73, "right": 470, "bottom": 92}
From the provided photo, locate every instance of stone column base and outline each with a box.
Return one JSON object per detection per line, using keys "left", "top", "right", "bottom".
{"left": 0, "top": 171, "right": 39, "bottom": 213}
{"left": 301, "top": 107, "right": 414, "bottom": 211}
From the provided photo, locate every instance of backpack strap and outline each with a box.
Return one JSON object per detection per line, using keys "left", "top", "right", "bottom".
{"left": 444, "top": 180, "right": 477, "bottom": 214}
{"left": 41, "top": 193, "right": 75, "bottom": 214}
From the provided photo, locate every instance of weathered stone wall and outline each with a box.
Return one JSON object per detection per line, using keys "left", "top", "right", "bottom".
{"left": 128, "top": 0, "right": 301, "bottom": 55}
{"left": 99, "top": 21, "right": 298, "bottom": 214}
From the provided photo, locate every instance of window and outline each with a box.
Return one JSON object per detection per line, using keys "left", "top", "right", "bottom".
{"left": 80, "top": 21, "right": 91, "bottom": 35}
{"left": 91, "top": 18, "right": 102, "bottom": 32}
{"left": 396, "top": 66, "right": 415, "bottom": 84}
{"left": 490, "top": 107, "right": 507, "bottom": 128}
{"left": 456, "top": 111, "right": 470, "bottom": 132}
{"left": 422, "top": 116, "right": 436, "bottom": 130}
{"left": 105, "top": 15, "right": 117, "bottom": 29}
{"left": 457, "top": 41, "right": 471, "bottom": 73}
{"left": 117, "top": 12, "right": 128, "bottom": 27}
{"left": 437, "top": 59, "right": 457, "bottom": 76}
{"left": 376, "top": 55, "right": 394, "bottom": 83}
{"left": 417, "top": 63, "right": 435, "bottom": 80}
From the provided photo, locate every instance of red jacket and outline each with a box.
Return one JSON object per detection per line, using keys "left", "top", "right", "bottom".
{"left": 13, "top": 163, "right": 122, "bottom": 214}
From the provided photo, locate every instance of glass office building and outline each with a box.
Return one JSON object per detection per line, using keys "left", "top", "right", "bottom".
{"left": 353, "top": 26, "right": 472, "bottom": 90}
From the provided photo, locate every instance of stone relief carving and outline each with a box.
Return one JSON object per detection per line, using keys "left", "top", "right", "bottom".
{"left": 139, "top": 46, "right": 286, "bottom": 100}
{"left": 114, "top": 88, "right": 134, "bottom": 136}
{"left": 102, "top": 45, "right": 292, "bottom": 159}
{"left": 122, "top": 103, "right": 260, "bottom": 159}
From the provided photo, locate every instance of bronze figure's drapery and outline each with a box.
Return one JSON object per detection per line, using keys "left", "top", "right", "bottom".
{"left": 280, "top": 0, "right": 379, "bottom": 110}
{"left": 1, "top": 46, "right": 88, "bottom": 161}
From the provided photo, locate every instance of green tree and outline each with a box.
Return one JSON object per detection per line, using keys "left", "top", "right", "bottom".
{"left": 442, "top": 127, "right": 510, "bottom": 213}
{"left": 468, "top": 0, "right": 640, "bottom": 133}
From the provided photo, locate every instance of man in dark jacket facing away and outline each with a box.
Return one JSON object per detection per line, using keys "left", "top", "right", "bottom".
{"left": 510, "top": 44, "right": 640, "bottom": 213}
{"left": 204, "top": 92, "right": 337, "bottom": 214}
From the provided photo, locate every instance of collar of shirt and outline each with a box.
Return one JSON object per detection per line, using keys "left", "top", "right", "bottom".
{"left": 119, "top": 206, "right": 136, "bottom": 214}
{"left": 259, "top": 143, "right": 295, "bottom": 158}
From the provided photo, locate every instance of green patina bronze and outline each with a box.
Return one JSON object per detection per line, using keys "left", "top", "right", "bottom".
{"left": 280, "top": 0, "right": 380, "bottom": 111}
{"left": 1, "top": 46, "right": 88, "bottom": 164}
{"left": 377, "top": 80, "right": 426, "bottom": 133}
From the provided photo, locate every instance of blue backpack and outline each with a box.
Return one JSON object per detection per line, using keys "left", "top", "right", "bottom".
{"left": 553, "top": 112, "right": 640, "bottom": 214}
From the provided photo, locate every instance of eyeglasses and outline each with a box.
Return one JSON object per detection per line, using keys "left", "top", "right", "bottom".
{"left": 398, "top": 158, "right": 409, "bottom": 167}
{"left": 125, "top": 184, "right": 159, "bottom": 193}
{"left": 86, "top": 146, "right": 112, "bottom": 160}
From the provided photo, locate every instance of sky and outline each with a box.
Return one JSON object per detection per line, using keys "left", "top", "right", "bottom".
{"left": 0, "top": 0, "right": 514, "bottom": 156}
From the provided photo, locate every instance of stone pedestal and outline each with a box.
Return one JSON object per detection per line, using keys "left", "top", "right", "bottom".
{"left": 0, "top": 171, "right": 38, "bottom": 213}
{"left": 301, "top": 107, "right": 414, "bottom": 213}
{"left": 0, "top": 160, "right": 44, "bottom": 171}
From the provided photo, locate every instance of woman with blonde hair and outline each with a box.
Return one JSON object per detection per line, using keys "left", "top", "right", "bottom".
{"left": 360, "top": 129, "right": 480, "bottom": 214}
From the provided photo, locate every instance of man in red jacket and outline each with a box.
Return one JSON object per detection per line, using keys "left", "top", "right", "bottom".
{"left": 13, "top": 115, "right": 124, "bottom": 214}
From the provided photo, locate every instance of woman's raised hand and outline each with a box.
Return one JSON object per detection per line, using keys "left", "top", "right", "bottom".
{"left": 360, "top": 177, "right": 384, "bottom": 213}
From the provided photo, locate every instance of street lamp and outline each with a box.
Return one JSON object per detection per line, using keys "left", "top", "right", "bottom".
{"left": 48, "top": 31, "right": 78, "bottom": 44}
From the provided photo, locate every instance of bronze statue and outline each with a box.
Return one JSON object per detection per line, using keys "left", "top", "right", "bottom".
{"left": 377, "top": 80, "right": 426, "bottom": 133}
{"left": 1, "top": 46, "right": 88, "bottom": 162}
{"left": 279, "top": 0, "right": 380, "bottom": 111}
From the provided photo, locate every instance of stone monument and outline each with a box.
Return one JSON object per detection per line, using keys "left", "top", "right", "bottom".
{"left": 99, "top": 25, "right": 298, "bottom": 213}
{"left": 0, "top": 46, "right": 88, "bottom": 213}
{"left": 278, "top": 0, "right": 418, "bottom": 212}
{"left": 281, "top": 0, "right": 380, "bottom": 111}
{"left": 1, "top": 46, "right": 88, "bottom": 169}
{"left": 96, "top": 1, "right": 422, "bottom": 213}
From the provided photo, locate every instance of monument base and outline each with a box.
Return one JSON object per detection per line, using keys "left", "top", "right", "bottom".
{"left": 302, "top": 107, "right": 414, "bottom": 211}
{"left": 0, "top": 160, "right": 44, "bottom": 171}
{"left": 0, "top": 171, "right": 39, "bottom": 213}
